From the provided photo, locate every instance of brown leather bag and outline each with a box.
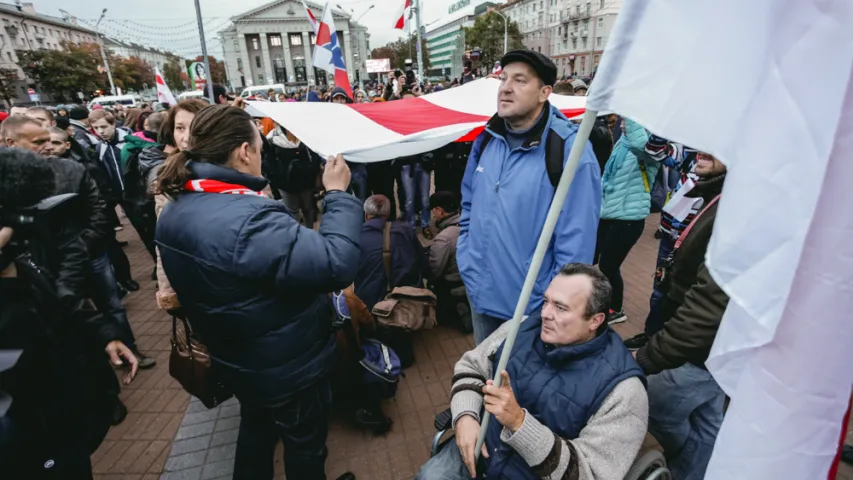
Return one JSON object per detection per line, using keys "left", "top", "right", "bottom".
{"left": 372, "top": 286, "right": 438, "bottom": 331}
{"left": 169, "top": 314, "right": 233, "bottom": 409}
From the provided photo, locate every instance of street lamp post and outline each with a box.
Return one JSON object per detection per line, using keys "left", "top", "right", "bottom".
{"left": 355, "top": 5, "right": 375, "bottom": 23}
{"left": 491, "top": 8, "right": 508, "bottom": 55}
{"left": 94, "top": 9, "right": 116, "bottom": 95}
{"left": 192, "top": 0, "right": 215, "bottom": 103}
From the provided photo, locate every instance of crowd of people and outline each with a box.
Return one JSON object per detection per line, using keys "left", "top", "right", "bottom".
{"left": 0, "top": 47, "right": 737, "bottom": 480}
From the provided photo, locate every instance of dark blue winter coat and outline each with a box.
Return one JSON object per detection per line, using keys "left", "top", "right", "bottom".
{"left": 354, "top": 217, "right": 424, "bottom": 311}
{"left": 483, "top": 316, "right": 644, "bottom": 479}
{"left": 155, "top": 162, "right": 363, "bottom": 406}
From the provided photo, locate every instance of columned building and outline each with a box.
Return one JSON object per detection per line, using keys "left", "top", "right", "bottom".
{"left": 219, "top": 0, "right": 369, "bottom": 91}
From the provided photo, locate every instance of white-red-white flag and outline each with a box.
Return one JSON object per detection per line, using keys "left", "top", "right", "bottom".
{"left": 394, "top": 0, "right": 412, "bottom": 30}
{"left": 587, "top": 1, "right": 853, "bottom": 479}
{"left": 154, "top": 67, "right": 176, "bottom": 106}
{"left": 302, "top": 0, "right": 319, "bottom": 35}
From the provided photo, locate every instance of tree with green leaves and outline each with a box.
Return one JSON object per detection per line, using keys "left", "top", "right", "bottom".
{"left": 17, "top": 42, "right": 105, "bottom": 102}
{"left": 464, "top": 12, "right": 525, "bottom": 71}
{"left": 161, "top": 59, "right": 185, "bottom": 92}
{"left": 0, "top": 67, "right": 20, "bottom": 107}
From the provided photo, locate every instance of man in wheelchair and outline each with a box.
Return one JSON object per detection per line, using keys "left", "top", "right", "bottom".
{"left": 415, "top": 263, "right": 648, "bottom": 479}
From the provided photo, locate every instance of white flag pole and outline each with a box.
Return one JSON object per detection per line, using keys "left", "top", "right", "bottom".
{"left": 474, "top": 107, "right": 599, "bottom": 459}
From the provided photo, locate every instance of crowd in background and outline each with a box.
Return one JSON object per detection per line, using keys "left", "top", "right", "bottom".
{"left": 0, "top": 47, "right": 738, "bottom": 480}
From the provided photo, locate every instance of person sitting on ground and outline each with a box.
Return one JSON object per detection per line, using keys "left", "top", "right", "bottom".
{"left": 354, "top": 194, "right": 425, "bottom": 311}
{"left": 415, "top": 263, "right": 648, "bottom": 480}
{"left": 425, "top": 191, "right": 471, "bottom": 332}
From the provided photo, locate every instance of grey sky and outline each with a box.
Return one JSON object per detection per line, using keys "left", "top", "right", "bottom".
{"left": 36, "top": 0, "right": 468, "bottom": 58}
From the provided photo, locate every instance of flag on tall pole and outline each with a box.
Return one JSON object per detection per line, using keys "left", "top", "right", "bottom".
{"left": 394, "top": 0, "right": 412, "bottom": 30}
{"left": 154, "top": 67, "right": 176, "bottom": 106}
{"left": 301, "top": 0, "right": 319, "bottom": 35}
{"left": 313, "top": 0, "right": 353, "bottom": 100}
{"left": 586, "top": 0, "right": 853, "bottom": 479}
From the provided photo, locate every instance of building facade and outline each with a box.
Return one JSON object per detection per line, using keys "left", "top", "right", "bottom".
{"left": 103, "top": 37, "right": 176, "bottom": 73}
{"left": 501, "top": 0, "right": 621, "bottom": 78}
{"left": 218, "top": 0, "right": 369, "bottom": 91}
{"left": 425, "top": 0, "right": 497, "bottom": 80}
{"left": 0, "top": 2, "right": 98, "bottom": 104}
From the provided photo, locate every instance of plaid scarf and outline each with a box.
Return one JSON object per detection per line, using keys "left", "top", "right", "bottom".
{"left": 183, "top": 179, "right": 264, "bottom": 196}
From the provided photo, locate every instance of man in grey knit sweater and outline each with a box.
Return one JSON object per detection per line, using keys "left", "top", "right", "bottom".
{"left": 415, "top": 264, "right": 648, "bottom": 479}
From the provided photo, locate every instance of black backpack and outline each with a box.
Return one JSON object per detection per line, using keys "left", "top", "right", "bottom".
{"left": 476, "top": 129, "right": 566, "bottom": 188}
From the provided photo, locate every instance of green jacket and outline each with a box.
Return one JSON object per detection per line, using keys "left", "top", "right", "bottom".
{"left": 599, "top": 119, "right": 659, "bottom": 220}
{"left": 120, "top": 134, "right": 159, "bottom": 174}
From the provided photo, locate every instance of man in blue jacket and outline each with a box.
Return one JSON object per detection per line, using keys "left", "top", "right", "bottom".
{"left": 458, "top": 50, "right": 601, "bottom": 344}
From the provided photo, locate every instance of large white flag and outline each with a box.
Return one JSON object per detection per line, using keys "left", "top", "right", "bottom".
{"left": 154, "top": 67, "right": 176, "bottom": 106}
{"left": 587, "top": 1, "right": 853, "bottom": 478}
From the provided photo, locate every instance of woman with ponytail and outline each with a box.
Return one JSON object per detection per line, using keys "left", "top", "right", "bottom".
{"left": 154, "top": 104, "right": 362, "bottom": 480}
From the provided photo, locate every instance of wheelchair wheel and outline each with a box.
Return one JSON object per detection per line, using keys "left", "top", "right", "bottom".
{"left": 624, "top": 449, "right": 670, "bottom": 480}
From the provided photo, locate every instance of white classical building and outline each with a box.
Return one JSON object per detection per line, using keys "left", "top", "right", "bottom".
{"left": 218, "top": 0, "right": 369, "bottom": 90}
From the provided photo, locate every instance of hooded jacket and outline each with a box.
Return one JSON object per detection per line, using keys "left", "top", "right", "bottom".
{"left": 155, "top": 162, "right": 363, "bottom": 405}
{"left": 93, "top": 128, "right": 131, "bottom": 203}
{"left": 330, "top": 86, "right": 353, "bottom": 103}
{"left": 636, "top": 174, "right": 728, "bottom": 375}
{"left": 599, "top": 119, "right": 659, "bottom": 221}
{"left": 458, "top": 103, "right": 601, "bottom": 320}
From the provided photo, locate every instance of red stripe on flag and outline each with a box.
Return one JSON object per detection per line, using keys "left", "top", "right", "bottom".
{"left": 350, "top": 100, "right": 586, "bottom": 142}
{"left": 351, "top": 98, "right": 489, "bottom": 136}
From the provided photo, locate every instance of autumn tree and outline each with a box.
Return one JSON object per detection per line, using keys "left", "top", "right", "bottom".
{"left": 161, "top": 58, "right": 185, "bottom": 91}
{"left": 18, "top": 42, "right": 104, "bottom": 102}
{"left": 370, "top": 34, "right": 430, "bottom": 71}
{"left": 111, "top": 56, "right": 155, "bottom": 92}
{"left": 0, "top": 67, "right": 19, "bottom": 107}
{"left": 192, "top": 55, "right": 226, "bottom": 84}
{"left": 464, "top": 12, "right": 525, "bottom": 70}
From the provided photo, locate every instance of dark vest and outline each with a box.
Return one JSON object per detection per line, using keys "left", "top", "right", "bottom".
{"left": 484, "top": 316, "right": 644, "bottom": 479}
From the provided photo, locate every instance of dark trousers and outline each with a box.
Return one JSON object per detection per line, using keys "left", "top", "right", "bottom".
{"left": 367, "top": 161, "right": 397, "bottom": 220}
{"left": 594, "top": 218, "right": 645, "bottom": 312}
{"left": 233, "top": 379, "right": 332, "bottom": 480}
{"left": 122, "top": 201, "right": 157, "bottom": 262}
{"left": 280, "top": 188, "right": 318, "bottom": 227}
{"left": 106, "top": 237, "right": 132, "bottom": 283}
{"left": 646, "top": 233, "right": 675, "bottom": 336}
{"left": 89, "top": 252, "right": 136, "bottom": 350}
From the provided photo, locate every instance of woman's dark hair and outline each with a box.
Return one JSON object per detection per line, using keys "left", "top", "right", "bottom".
{"left": 136, "top": 111, "right": 152, "bottom": 132}
{"left": 158, "top": 99, "right": 208, "bottom": 147}
{"left": 155, "top": 104, "right": 258, "bottom": 197}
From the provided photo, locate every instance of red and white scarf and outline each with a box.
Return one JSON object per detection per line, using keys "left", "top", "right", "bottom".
{"left": 184, "top": 179, "right": 264, "bottom": 196}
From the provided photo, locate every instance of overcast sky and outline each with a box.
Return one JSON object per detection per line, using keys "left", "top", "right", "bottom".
{"left": 35, "top": 0, "right": 473, "bottom": 58}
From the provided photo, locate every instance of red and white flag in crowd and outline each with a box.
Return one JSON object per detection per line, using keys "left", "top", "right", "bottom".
{"left": 313, "top": 1, "right": 353, "bottom": 100}
{"left": 301, "top": 0, "right": 319, "bottom": 35}
{"left": 154, "top": 67, "right": 176, "bottom": 106}
{"left": 394, "top": 0, "right": 412, "bottom": 30}
{"left": 587, "top": 0, "right": 853, "bottom": 479}
{"left": 245, "top": 78, "right": 585, "bottom": 162}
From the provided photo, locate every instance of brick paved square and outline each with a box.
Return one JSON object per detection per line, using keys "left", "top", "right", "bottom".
{"left": 93, "top": 215, "right": 852, "bottom": 479}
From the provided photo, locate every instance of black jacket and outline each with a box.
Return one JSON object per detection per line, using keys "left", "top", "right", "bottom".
{"left": 637, "top": 174, "right": 729, "bottom": 375}
{"left": 123, "top": 146, "right": 164, "bottom": 206}
{"left": 0, "top": 257, "right": 120, "bottom": 477}
{"left": 263, "top": 138, "right": 322, "bottom": 194}
{"left": 156, "top": 162, "right": 363, "bottom": 406}
{"left": 46, "top": 156, "right": 110, "bottom": 257}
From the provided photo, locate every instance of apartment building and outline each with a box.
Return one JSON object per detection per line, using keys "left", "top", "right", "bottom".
{"left": 501, "top": 0, "right": 621, "bottom": 78}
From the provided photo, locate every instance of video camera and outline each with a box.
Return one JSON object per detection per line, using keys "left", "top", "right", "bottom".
{"left": 0, "top": 193, "right": 77, "bottom": 269}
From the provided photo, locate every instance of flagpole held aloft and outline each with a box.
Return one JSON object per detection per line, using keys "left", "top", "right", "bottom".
{"left": 474, "top": 107, "right": 600, "bottom": 460}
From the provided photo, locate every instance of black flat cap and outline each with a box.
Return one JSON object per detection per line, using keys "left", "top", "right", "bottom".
{"left": 500, "top": 50, "right": 558, "bottom": 87}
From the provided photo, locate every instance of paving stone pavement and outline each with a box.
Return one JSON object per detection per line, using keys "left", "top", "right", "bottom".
{"left": 92, "top": 214, "right": 853, "bottom": 480}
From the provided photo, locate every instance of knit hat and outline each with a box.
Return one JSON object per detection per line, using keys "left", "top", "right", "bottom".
{"left": 571, "top": 79, "right": 588, "bottom": 92}
{"left": 69, "top": 106, "right": 89, "bottom": 120}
